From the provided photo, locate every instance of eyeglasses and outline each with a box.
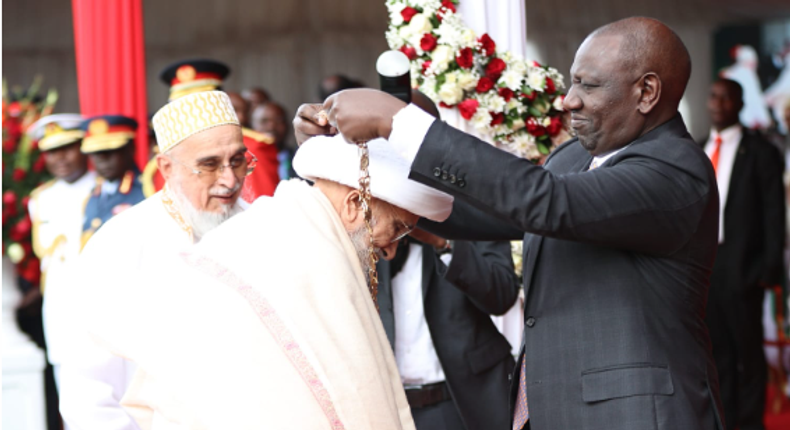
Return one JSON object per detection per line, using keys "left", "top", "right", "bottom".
{"left": 172, "top": 151, "right": 257, "bottom": 179}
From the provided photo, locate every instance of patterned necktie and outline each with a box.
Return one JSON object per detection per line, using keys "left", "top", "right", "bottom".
{"left": 709, "top": 134, "right": 723, "bottom": 175}
{"left": 512, "top": 355, "right": 529, "bottom": 430}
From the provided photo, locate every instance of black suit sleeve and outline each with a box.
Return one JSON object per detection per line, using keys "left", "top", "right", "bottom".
{"left": 442, "top": 241, "right": 519, "bottom": 316}
{"left": 755, "top": 141, "right": 786, "bottom": 285}
{"left": 417, "top": 198, "right": 524, "bottom": 241}
{"left": 411, "top": 121, "right": 713, "bottom": 256}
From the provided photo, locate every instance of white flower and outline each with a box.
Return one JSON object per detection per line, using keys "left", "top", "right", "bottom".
{"left": 511, "top": 118, "right": 526, "bottom": 131}
{"left": 430, "top": 45, "right": 454, "bottom": 73}
{"left": 434, "top": 14, "right": 466, "bottom": 49}
{"left": 541, "top": 116, "right": 552, "bottom": 127}
{"left": 509, "top": 58, "right": 528, "bottom": 76}
{"left": 420, "top": 76, "right": 439, "bottom": 101}
{"left": 457, "top": 71, "right": 478, "bottom": 91}
{"left": 7, "top": 242, "right": 25, "bottom": 264}
{"left": 408, "top": 13, "right": 434, "bottom": 36}
{"left": 527, "top": 68, "right": 547, "bottom": 92}
{"left": 386, "top": 28, "right": 405, "bottom": 49}
{"left": 552, "top": 95, "right": 565, "bottom": 111}
{"left": 387, "top": 2, "right": 407, "bottom": 26}
{"left": 438, "top": 80, "right": 464, "bottom": 105}
{"left": 471, "top": 108, "right": 492, "bottom": 131}
{"left": 535, "top": 99, "right": 550, "bottom": 115}
{"left": 399, "top": 25, "right": 414, "bottom": 40}
{"left": 461, "top": 29, "right": 476, "bottom": 48}
{"left": 506, "top": 98, "right": 522, "bottom": 112}
{"left": 481, "top": 93, "right": 506, "bottom": 113}
{"left": 510, "top": 132, "right": 541, "bottom": 159}
{"left": 500, "top": 69, "right": 524, "bottom": 91}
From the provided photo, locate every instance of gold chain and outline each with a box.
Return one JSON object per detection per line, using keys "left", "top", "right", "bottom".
{"left": 357, "top": 141, "right": 379, "bottom": 311}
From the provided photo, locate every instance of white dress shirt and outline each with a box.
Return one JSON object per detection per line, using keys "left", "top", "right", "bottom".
{"left": 392, "top": 243, "right": 446, "bottom": 386}
{"left": 704, "top": 124, "right": 742, "bottom": 243}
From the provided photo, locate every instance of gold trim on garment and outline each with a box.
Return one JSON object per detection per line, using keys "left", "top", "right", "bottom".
{"left": 160, "top": 184, "right": 194, "bottom": 242}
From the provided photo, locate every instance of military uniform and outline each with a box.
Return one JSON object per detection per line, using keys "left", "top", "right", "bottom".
{"left": 79, "top": 115, "right": 146, "bottom": 248}
{"left": 141, "top": 58, "right": 280, "bottom": 201}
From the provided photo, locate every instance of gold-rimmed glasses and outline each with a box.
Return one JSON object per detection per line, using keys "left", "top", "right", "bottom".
{"left": 173, "top": 150, "right": 257, "bottom": 179}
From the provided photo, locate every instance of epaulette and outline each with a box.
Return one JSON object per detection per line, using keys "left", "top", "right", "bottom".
{"left": 30, "top": 178, "right": 57, "bottom": 199}
{"left": 242, "top": 127, "right": 275, "bottom": 144}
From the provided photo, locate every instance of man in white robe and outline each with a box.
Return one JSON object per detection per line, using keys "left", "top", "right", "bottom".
{"left": 57, "top": 91, "right": 249, "bottom": 429}
{"left": 84, "top": 134, "right": 454, "bottom": 429}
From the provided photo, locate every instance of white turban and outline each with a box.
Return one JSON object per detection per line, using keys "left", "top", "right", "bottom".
{"left": 293, "top": 135, "right": 454, "bottom": 222}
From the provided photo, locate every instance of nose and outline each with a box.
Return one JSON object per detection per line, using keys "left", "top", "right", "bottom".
{"left": 380, "top": 242, "right": 399, "bottom": 261}
{"left": 215, "top": 164, "right": 240, "bottom": 190}
{"left": 563, "top": 85, "right": 582, "bottom": 111}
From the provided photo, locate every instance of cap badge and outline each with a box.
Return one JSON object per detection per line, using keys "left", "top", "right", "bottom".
{"left": 176, "top": 65, "right": 197, "bottom": 83}
{"left": 88, "top": 119, "right": 109, "bottom": 136}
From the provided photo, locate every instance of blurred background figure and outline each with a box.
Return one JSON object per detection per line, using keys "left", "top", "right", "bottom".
{"left": 251, "top": 101, "right": 295, "bottom": 179}
{"left": 242, "top": 86, "right": 270, "bottom": 112}
{"left": 704, "top": 78, "right": 786, "bottom": 430}
{"left": 227, "top": 92, "right": 251, "bottom": 128}
{"left": 318, "top": 73, "right": 363, "bottom": 100}
{"left": 722, "top": 45, "right": 773, "bottom": 129}
{"left": 78, "top": 115, "right": 146, "bottom": 248}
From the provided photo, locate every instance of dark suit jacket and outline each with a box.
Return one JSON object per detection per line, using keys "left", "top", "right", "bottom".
{"left": 704, "top": 128, "right": 786, "bottom": 364}
{"left": 412, "top": 114, "right": 725, "bottom": 430}
{"left": 377, "top": 240, "right": 518, "bottom": 430}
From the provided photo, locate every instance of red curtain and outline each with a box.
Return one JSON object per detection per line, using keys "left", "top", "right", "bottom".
{"left": 72, "top": 0, "right": 149, "bottom": 169}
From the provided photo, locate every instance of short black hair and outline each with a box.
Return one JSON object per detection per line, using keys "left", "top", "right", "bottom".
{"left": 714, "top": 78, "right": 744, "bottom": 103}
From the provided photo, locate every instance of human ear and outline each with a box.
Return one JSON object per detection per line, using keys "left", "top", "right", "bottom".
{"left": 156, "top": 154, "right": 174, "bottom": 182}
{"left": 340, "top": 190, "right": 363, "bottom": 225}
{"left": 636, "top": 73, "right": 661, "bottom": 115}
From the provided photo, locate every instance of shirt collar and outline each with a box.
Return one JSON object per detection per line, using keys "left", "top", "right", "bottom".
{"left": 710, "top": 124, "right": 742, "bottom": 142}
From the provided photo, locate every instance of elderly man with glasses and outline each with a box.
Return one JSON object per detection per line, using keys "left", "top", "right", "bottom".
{"left": 57, "top": 91, "right": 252, "bottom": 430}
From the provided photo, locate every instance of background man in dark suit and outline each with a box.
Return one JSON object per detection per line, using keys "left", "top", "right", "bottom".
{"left": 378, "top": 230, "right": 518, "bottom": 430}
{"left": 703, "top": 78, "right": 786, "bottom": 430}
{"left": 296, "top": 16, "right": 725, "bottom": 430}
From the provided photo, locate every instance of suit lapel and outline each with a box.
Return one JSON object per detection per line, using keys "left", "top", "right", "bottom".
{"left": 522, "top": 153, "right": 592, "bottom": 310}
{"left": 727, "top": 137, "right": 748, "bottom": 205}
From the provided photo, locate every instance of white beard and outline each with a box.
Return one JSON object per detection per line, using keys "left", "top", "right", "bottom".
{"left": 169, "top": 180, "right": 243, "bottom": 241}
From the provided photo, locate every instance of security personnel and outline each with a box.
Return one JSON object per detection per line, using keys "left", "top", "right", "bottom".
{"left": 79, "top": 115, "right": 146, "bottom": 248}
{"left": 141, "top": 58, "right": 279, "bottom": 201}
{"left": 27, "top": 114, "right": 96, "bottom": 394}
{"left": 27, "top": 114, "right": 96, "bottom": 292}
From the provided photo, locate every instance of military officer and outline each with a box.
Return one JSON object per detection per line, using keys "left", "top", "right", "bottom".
{"left": 27, "top": 114, "right": 96, "bottom": 390}
{"left": 79, "top": 115, "right": 146, "bottom": 248}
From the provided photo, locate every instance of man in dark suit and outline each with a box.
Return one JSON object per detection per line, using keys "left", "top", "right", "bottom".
{"left": 378, "top": 231, "right": 518, "bottom": 430}
{"left": 296, "top": 16, "right": 725, "bottom": 430}
{"left": 703, "top": 78, "right": 786, "bottom": 430}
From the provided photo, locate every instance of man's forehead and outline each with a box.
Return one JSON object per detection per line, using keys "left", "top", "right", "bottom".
{"left": 180, "top": 126, "right": 245, "bottom": 158}
{"left": 571, "top": 34, "right": 624, "bottom": 74}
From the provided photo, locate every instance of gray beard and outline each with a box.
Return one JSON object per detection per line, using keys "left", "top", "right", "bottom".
{"left": 349, "top": 225, "right": 372, "bottom": 285}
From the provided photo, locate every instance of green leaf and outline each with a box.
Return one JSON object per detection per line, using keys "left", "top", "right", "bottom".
{"left": 537, "top": 142, "right": 550, "bottom": 155}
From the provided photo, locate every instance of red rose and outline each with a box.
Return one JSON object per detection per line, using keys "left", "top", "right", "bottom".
{"left": 421, "top": 60, "right": 432, "bottom": 75}
{"left": 32, "top": 155, "right": 46, "bottom": 173}
{"left": 490, "top": 112, "right": 505, "bottom": 126}
{"left": 458, "top": 99, "right": 480, "bottom": 120}
{"left": 476, "top": 77, "right": 495, "bottom": 93}
{"left": 401, "top": 6, "right": 418, "bottom": 23}
{"left": 478, "top": 34, "right": 496, "bottom": 56}
{"left": 532, "top": 60, "right": 542, "bottom": 67}
{"left": 522, "top": 91, "right": 537, "bottom": 102}
{"left": 21, "top": 196, "right": 30, "bottom": 208}
{"left": 546, "top": 77, "right": 556, "bottom": 94}
{"left": 400, "top": 45, "right": 417, "bottom": 61}
{"left": 12, "top": 168, "right": 26, "bottom": 181}
{"left": 547, "top": 116, "right": 564, "bottom": 136}
{"left": 526, "top": 117, "right": 546, "bottom": 137}
{"left": 456, "top": 47, "right": 474, "bottom": 69}
{"left": 498, "top": 87, "right": 514, "bottom": 102}
{"left": 18, "top": 257, "right": 40, "bottom": 285}
{"left": 3, "top": 190, "right": 17, "bottom": 206}
{"left": 10, "top": 217, "right": 31, "bottom": 241}
{"left": 420, "top": 33, "right": 438, "bottom": 52}
{"left": 3, "top": 206, "right": 17, "bottom": 221}
{"left": 442, "top": 0, "right": 456, "bottom": 13}
{"left": 3, "top": 139, "right": 16, "bottom": 153}
{"left": 485, "top": 58, "right": 506, "bottom": 81}
{"left": 439, "top": 101, "right": 454, "bottom": 109}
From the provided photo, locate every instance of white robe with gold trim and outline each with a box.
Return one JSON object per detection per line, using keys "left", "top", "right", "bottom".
{"left": 58, "top": 190, "right": 197, "bottom": 430}
{"left": 88, "top": 179, "right": 416, "bottom": 430}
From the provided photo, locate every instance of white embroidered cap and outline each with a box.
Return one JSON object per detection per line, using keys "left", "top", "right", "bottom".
{"left": 152, "top": 90, "right": 239, "bottom": 153}
{"left": 293, "top": 134, "right": 454, "bottom": 222}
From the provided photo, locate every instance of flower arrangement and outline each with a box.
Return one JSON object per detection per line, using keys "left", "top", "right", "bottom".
{"left": 385, "top": 0, "right": 567, "bottom": 160}
{"left": 2, "top": 77, "right": 57, "bottom": 286}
